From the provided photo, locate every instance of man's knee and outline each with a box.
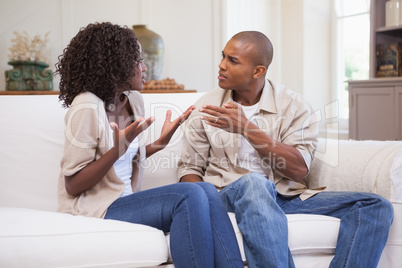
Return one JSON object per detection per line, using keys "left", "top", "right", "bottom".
{"left": 376, "top": 195, "right": 394, "bottom": 224}
{"left": 239, "top": 173, "right": 275, "bottom": 190}
{"left": 231, "top": 173, "right": 277, "bottom": 198}
{"left": 359, "top": 193, "right": 394, "bottom": 227}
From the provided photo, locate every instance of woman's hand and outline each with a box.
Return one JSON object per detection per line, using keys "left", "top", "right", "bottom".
{"left": 160, "top": 105, "right": 196, "bottom": 145}
{"left": 111, "top": 117, "right": 154, "bottom": 157}
{"left": 146, "top": 105, "right": 195, "bottom": 157}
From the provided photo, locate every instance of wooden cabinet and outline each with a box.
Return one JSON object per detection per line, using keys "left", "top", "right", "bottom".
{"left": 348, "top": 0, "right": 402, "bottom": 140}
{"left": 349, "top": 78, "right": 402, "bottom": 140}
{"left": 397, "top": 86, "right": 402, "bottom": 137}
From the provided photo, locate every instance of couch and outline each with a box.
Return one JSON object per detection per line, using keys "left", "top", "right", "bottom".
{"left": 0, "top": 92, "right": 401, "bottom": 268}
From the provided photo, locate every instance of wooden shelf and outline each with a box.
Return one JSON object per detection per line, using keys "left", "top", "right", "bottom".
{"left": 376, "top": 25, "right": 402, "bottom": 33}
{"left": 141, "top": 89, "right": 197, "bottom": 94}
{"left": 0, "top": 91, "right": 59, "bottom": 95}
{"left": 0, "top": 89, "right": 197, "bottom": 95}
{"left": 347, "top": 77, "right": 402, "bottom": 84}
{"left": 370, "top": 0, "right": 402, "bottom": 77}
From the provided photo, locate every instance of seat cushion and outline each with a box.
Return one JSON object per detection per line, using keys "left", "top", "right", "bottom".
{"left": 287, "top": 214, "right": 340, "bottom": 254}
{"left": 166, "top": 212, "right": 340, "bottom": 263}
{"left": 0, "top": 207, "right": 168, "bottom": 268}
{"left": 228, "top": 213, "right": 340, "bottom": 261}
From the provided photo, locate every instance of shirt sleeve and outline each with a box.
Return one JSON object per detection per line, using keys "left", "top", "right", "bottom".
{"left": 177, "top": 108, "right": 210, "bottom": 179}
{"left": 61, "top": 101, "right": 104, "bottom": 177}
{"left": 280, "top": 100, "right": 320, "bottom": 172}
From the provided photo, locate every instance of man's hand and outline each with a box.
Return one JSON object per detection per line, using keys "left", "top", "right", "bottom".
{"left": 199, "top": 101, "right": 250, "bottom": 135}
{"left": 199, "top": 101, "right": 308, "bottom": 182}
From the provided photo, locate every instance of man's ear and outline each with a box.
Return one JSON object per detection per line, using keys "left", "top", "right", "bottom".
{"left": 253, "top": 65, "right": 267, "bottom": 79}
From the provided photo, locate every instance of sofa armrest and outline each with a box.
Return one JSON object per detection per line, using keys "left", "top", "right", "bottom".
{"left": 305, "top": 138, "right": 402, "bottom": 203}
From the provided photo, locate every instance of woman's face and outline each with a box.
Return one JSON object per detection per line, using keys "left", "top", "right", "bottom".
{"left": 129, "top": 42, "right": 147, "bottom": 91}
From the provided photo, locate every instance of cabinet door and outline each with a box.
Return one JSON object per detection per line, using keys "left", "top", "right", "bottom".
{"left": 350, "top": 86, "right": 396, "bottom": 140}
{"left": 397, "top": 87, "right": 402, "bottom": 140}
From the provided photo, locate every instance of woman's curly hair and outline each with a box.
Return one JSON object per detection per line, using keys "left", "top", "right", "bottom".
{"left": 55, "top": 22, "right": 140, "bottom": 108}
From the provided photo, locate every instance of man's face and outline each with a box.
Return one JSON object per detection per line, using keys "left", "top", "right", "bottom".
{"left": 218, "top": 38, "right": 257, "bottom": 91}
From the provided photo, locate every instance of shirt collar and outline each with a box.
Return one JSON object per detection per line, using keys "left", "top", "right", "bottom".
{"left": 259, "top": 79, "right": 277, "bottom": 114}
{"left": 221, "top": 79, "right": 278, "bottom": 114}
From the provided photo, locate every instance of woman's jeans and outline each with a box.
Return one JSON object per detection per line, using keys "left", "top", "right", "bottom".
{"left": 219, "top": 173, "right": 394, "bottom": 268}
{"left": 105, "top": 182, "right": 243, "bottom": 268}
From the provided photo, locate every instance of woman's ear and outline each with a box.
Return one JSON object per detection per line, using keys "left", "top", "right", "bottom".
{"left": 253, "top": 65, "right": 267, "bottom": 79}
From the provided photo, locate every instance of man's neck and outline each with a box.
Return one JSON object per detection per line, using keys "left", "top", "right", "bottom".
{"left": 232, "top": 80, "right": 265, "bottom": 106}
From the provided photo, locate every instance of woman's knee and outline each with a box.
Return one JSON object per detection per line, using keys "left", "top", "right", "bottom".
{"left": 195, "top": 181, "right": 218, "bottom": 194}
{"left": 175, "top": 182, "right": 209, "bottom": 205}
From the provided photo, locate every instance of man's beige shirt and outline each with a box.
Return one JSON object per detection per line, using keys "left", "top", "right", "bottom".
{"left": 178, "top": 79, "right": 323, "bottom": 200}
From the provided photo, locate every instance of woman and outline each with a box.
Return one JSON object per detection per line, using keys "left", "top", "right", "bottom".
{"left": 55, "top": 22, "right": 243, "bottom": 268}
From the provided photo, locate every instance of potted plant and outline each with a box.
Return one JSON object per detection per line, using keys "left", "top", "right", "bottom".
{"left": 5, "top": 31, "right": 53, "bottom": 91}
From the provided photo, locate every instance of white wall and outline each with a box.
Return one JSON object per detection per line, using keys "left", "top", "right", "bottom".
{"left": 0, "top": 0, "right": 64, "bottom": 90}
{"left": 281, "top": 0, "right": 332, "bottom": 111}
{"left": 280, "top": 0, "right": 342, "bottom": 138}
{"left": 225, "top": 0, "right": 282, "bottom": 83}
{"left": 0, "top": 0, "right": 335, "bottom": 115}
{"left": 0, "top": 0, "right": 220, "bottom": 92}
{"left": 223, "top": 0, "right": 333, "bottom": 113}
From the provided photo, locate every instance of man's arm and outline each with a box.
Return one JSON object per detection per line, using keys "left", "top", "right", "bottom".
{"left": 199, "top": 101, "right": 316, "bottom": 182}
{"left": 177, "top": 106, "right": 210, "bottom": 183}
{"left": 241, "top": 122, "right": 308, "bottom": 182}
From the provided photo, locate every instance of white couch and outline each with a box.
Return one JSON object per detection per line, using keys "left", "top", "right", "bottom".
{"left": 0, "top": 92, "right": 401, "bottom": 268}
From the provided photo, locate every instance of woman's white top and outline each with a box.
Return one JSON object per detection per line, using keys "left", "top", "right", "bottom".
{"left": 113, "top": 137, "right": 139, "bottom": 197}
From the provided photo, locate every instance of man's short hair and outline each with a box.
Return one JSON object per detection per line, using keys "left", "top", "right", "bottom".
{"left": 232, "top": 31, "right": 274, "bottom": 68}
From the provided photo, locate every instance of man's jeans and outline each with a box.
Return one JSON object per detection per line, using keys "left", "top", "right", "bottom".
{"left": 105, "top": 182, "right": 243, "bottom": 268}
{"left": 219, "top": 173, "right": 394, "bottom": 268}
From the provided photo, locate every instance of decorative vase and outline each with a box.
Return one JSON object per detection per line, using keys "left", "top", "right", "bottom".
{"left": 5, "top": 60, "right": 53, "bottom": 91}
{"left": 386, "top": 0, "right": 400, "bottom": 27}
{"left": 132, "top": 25, "right": 164, "bottom": 81}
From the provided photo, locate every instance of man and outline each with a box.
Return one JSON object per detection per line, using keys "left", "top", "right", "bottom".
{"left": 178, "top": 31, "right": 393, "bottom": 267}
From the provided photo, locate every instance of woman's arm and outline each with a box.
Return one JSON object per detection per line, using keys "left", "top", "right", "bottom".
{"left": 64, "top": 147, "right": 120, "bottom": 196}
{"left": 65, "top": 118, "right": 154, "bottom": 197}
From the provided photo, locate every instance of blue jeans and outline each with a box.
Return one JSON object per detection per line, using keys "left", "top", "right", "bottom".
{"left": 219, "top": 173, "right": 394, "bottom": 268}
{"left": 105, "top": 182, "right": 243, "bottom": 268}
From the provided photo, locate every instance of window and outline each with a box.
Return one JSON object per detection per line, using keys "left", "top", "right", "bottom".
{"left": 334, "top": 0, "right": 371, "bottom": 119}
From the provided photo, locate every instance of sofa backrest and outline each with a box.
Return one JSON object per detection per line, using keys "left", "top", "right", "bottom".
{"left": 0, "top": 93, "right": 204, "bottom": 212}
{"left": 1, "top": 92, "right": 402, "bottom": 213}
{"left": 0, "top": 95, "right": 66, "bottom": 211}
{"left": 141, "top": 93, "right": 206, "bottom": 189}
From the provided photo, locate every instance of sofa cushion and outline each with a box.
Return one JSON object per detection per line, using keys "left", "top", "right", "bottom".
{"left": 228, "top": 213, "right": 339, "bottom": 261}
{"left": 165, "top": 212, "right": 340, "bottom": 263}
{"left": 0, "top": 207, "right": 168, "bottom": 268}
{"left": 286, "top": 214, "right": 339, "bottom": 254}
